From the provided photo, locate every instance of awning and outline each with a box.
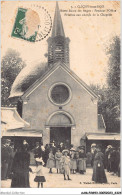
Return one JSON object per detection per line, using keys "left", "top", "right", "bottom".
{"left": 1, "top": 107, "right": 30, "bottom": 137}
{"left": 1, "top": 107, "right": 30, "bottom": 130}
{"left": 2, "top": 129, "right": 43, "bottom": 137}
{"left": 86, "top": 133, "right": 120, "bottom": 141}
{"left": 1, "top": 107, "right": 43, "bottom": 137}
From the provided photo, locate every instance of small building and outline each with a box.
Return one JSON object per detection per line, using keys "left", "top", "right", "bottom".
{"left": 85, "top": 132, "right": 120, "bottom": 152}
{"left": 1, "top": 107, "right": 43, "bottom": 150}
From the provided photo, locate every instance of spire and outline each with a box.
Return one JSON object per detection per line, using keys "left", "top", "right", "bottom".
{"left": 47, "top": 2, "right": 70, "bottom": 67}
{"left": 52, "top": 2, "right": 65, "bottom": 37}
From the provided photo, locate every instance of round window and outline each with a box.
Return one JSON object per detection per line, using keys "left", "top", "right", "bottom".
{"left": 49, "top": 83, "right": 71, "bottom": 105}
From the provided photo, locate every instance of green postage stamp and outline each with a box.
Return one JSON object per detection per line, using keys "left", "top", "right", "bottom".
{"left": 11, "top": 6, "right": 52, "bottom": 42}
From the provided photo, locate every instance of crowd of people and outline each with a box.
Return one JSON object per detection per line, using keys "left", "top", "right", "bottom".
{"left": 33, "top": 141, "right": 87, "bottom": 175}
{"left": 1, "top": 138, "right": 120, "bottom": 188}
{"left": 105, "top": 145, "right": 120, "bottom": 176}
{"left": 91, "top": 143, "right": 120, "bottom": 184}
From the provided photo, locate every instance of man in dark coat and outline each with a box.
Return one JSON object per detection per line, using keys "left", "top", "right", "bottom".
{"left": 43, "top": 144, "right": 50, "bottom": 166}
{"left": 105, "top": 145, "right": 112, "bottom": 172}
{"left": 91, "top": 143, "right": 97, "bottom": 167}
{"left": 33, "top": 142, "right": 43, "bottom": 158}
{"left": 11, "top": 143, "right": 31, "bottom": 188}
{"left": 1, "top": 139, "right": 11, "bottom": 180}
{"left": 92, "top": 145, "right": 107, "bottom": 184}
{"left": 110, "top": 147, "right": 119, "bottom": 175}
{"left": 7, "top": 142, "right": 15, "bottom": 179}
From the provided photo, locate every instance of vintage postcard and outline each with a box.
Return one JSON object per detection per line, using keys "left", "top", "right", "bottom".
{"left": 1, "top": 0, "right": 121, "bottom": 194}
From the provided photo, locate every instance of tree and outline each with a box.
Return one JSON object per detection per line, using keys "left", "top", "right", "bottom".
{"left": 106, "top": 36, "right": 120, "bottom": 91}
{"left": 90, "top": 36, "right": 120, "bottom": 133}
{"left": 1, "top": 49, "right": 26, "bottom": 106}
{"left": 105, "top": 36, "right": 120, "bottom": 132}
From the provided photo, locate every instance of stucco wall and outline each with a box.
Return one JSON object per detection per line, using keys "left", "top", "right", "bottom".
{"left": 22, "top": 67, "right": 98, "bottom": 146}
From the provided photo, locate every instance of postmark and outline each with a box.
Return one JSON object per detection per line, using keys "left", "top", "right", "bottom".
{"left": 11, "top": 4, "right": 52, "bottom": 42}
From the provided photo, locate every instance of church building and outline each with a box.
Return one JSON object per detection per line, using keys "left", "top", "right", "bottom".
{"left": 9, "top": 2, "right": 107, "bottom": 148}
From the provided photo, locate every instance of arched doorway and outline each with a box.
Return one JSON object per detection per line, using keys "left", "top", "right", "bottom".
{"left": 46, "top": 111, "right": 75, "bottom": 146}
{"left": 50, "top": 127, "right": 71, "bottom": 146}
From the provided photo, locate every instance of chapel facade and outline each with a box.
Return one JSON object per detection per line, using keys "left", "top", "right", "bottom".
{"left": 19, "top": 2, "right": 103, "bottom": 147}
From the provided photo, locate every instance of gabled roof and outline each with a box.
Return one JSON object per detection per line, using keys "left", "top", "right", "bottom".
{"left": 21, "top": 62, "right": 98, "bottom": 99}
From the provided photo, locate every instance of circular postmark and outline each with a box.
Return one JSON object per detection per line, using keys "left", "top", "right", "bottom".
{"left": 12, "top": 3, "right": 52, "bottom": 42}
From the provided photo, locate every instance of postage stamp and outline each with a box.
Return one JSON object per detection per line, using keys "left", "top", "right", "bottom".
{"left": 11, "top": 5, "right": 52, "bottom": 42}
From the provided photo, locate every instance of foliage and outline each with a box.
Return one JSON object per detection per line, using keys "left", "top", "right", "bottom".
{"left": 90, "top": 36, "right": 120, "bottom": 133}
{"left": 106, "top": 36, "right": 120, "bottom": 91}
{"left": 1, "top": 49, "right": 26, "bottom": 106}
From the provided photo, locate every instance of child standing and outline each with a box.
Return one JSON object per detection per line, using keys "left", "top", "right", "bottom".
{"left": 60, "top": 149, "right": 71, "bottom": 180}
{"left": 33, "top": 157, "right": 46, "bottom": 188}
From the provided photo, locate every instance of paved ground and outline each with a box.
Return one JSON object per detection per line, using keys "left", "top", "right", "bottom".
{"left": 1, "top": 167, "right": 120, "bottom": 188}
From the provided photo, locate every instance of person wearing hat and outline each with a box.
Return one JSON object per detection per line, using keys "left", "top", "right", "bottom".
{"left": 110, "top": 147, "right": 119, "bottom": 175}
{"left": 55, "top": 148, "right": 62, "bottom": 173}
{"left": 60, "top": 149, "right": 71, "bottom": 180}
{"left": 59, "top": 142, "right": 65, "bottom": 152}
{"left": 33, "top": 142, "right": 43, "bottom": 159}
{"left": 75, "top": 150, "right": 80, "bottom": 173}
{"left": 50, "top": 141, "right": 56, "bottom": 155}
{"left": 1, "top": 139, "right": 9, "bottom": 180}
{"left": 92, "top": 145, "right": 107, "bottom": 184}
{"left": 43, "top": 144, "right": 50, "bottom": 166}
{"left": 23, "top": 140, "right": 28, "bottom": 145}
{"left": 70, "top": 148, "right": 77, "bottom": 174}
{"left": 33, "top": 157, "right": 46, "bottom": 188}
{"left": 1, "top": 139, "right": 12, "bottom": 180}
{"left": 91, "top": 143, "right": 97, "bottom": 167}
{"left": 78, "top": 147, "right": 86, "bottom": 174}
{"left": 7, "top": 142, "right": 16, "bottom": 179}
{"left": 46, "top": 149, "right": 55, "bottom": 173}
{"left": 11, "top": 143, "right": 31, "bottom": 188}
{"left": 105, "top": 145, "right": 112, "bottom": 172}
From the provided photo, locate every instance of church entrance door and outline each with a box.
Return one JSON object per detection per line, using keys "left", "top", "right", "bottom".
{"left": 50, "top": 127, "right": 71, "bottom": 146}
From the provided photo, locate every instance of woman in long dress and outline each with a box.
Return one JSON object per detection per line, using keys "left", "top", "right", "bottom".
{"left": 92, "top": 145, "right": 107, "bottom": 184}
{"left": 46, "top": 150, "right": 55, "bottom": 173}
{"left": 70, "top": 149, "right": 77, "bottom": 174}
{"left": 55, "top": 148, "right": 62, "bottom": 173}
{"left": 11, "top": 144, "right": 31, "bottom": 188}
{"left": 78, "top": 148, "right": 86, "bottom": 174}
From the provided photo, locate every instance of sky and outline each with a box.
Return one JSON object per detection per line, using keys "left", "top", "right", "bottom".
{"left": 1, "top": 1, "right": 120, "bottom": 86}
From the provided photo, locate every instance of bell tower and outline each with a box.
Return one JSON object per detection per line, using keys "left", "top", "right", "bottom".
{"left": 47, "top": 2, "right": 70, "bottom": 67}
